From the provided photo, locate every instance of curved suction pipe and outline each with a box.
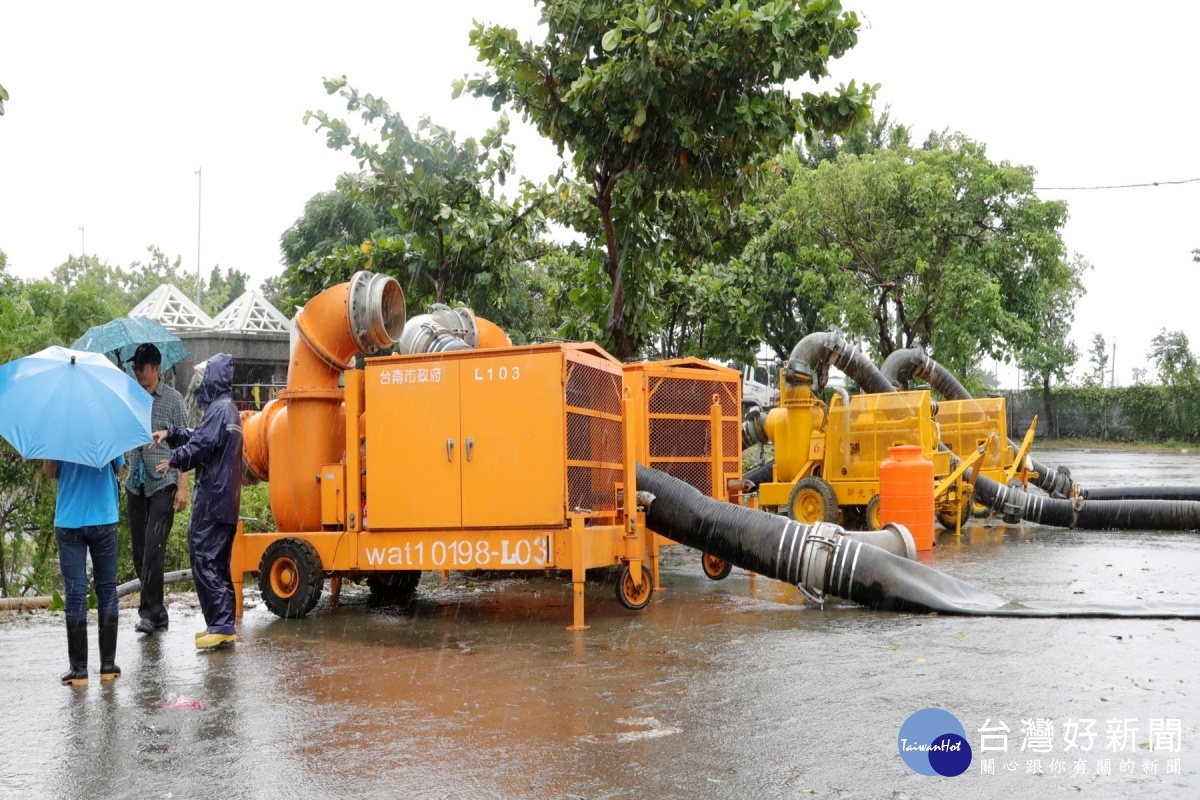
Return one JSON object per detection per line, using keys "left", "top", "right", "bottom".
{"left": 242, "top": 271, "right": 405, "bottom": 531}
{"left": 881, "top": 348, "right": 971, "bottom": 399}
{"left": 786, "top": 328, "right": 894, "bottom": 394}
{"left": 289, "top": 271, "right": 406, "bottom": 388}
{"left": 638, "top": 465, "right": 1200, "bottom": 618}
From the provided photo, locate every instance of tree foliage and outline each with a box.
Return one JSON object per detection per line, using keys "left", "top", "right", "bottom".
{"left": 461, "top": 0, "right": 874, "bottom": 358}
{"left": 1149, "top": 328, "right": 1198, "bottom": 387}
{"left": 731, "top": 128, "right": 1078, "bottom": 377}
{"left": 1083, "top": 333, "right": 1109, "bottom": 388}
{"left": 298, "top": 79, "right": 554, "bottom": 342}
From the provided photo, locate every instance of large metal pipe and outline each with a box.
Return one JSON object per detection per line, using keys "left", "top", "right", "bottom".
{"left": 637, "top": 465, "right": 1200, "bottom": 618}
{"left": 785, "top": 328, "right": 894, "bottom": 394}
{"left": 397, "top": 304, "right": 512, "bottom": 355}
{"left": 241, "top": 271, "right": 405, "bottom": 532}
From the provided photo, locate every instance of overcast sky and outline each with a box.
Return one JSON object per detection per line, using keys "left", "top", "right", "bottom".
{"left": 1, "top": 2, "right": 1197, "bottom": 386}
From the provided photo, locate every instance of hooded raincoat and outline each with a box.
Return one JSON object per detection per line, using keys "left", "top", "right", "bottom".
{"left": 165, "top": 353, "right": 243, "bottom": 634}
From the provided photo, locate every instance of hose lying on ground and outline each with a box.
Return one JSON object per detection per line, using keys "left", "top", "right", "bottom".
{"left": 638, "top": 465, "right": 1200, "bottom": 619}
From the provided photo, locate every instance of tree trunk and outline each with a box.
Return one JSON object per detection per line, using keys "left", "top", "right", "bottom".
{"left": 1041, "top": 375, "right": 1055, "bottom": 439}
{"left": 598, "top": 197, "right": 634, "bottom": 359}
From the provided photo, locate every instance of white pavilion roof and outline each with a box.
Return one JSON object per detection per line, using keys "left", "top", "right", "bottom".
{"left": 128, "top": 284, "right": 214, "bottom": 331}
{"left": 211, "top": 290, "right": 292, "bottom": 334}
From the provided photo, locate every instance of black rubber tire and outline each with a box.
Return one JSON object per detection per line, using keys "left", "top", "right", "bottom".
{"left": 615, "top": 564, "right": 654, "bottom": 610}
{"left": 936, "top": 500, "right": 970, "bottom": 530}
{"left": 701, "top": 553, "right": 733, "bottom": 581}
{"left": 258, "top": 538, "right": 324, "bottom": 619}
{"left": 367, "top": 570, "right": 422, "bottom": 598}
{"left": 863, "top": 495, "right": 883, "bottom": 531}
{"left": 787, "top": 476, "right": 839, "bottom": 524}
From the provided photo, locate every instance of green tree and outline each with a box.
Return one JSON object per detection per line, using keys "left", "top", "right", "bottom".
{"left": 1018, "top": 255, "right": 1087, "bottom": 429}
{"left": 1149, "top": 329, "right": 1198, "bottom": 387}
{"left": 200, "top": 265, "right": 250, "bottom": 317}
{"left": 302, "top": 79, "right": 550, "bottom": 328}
{"left": 22, "top": 256, "right": 129, "bottom": 346}
{"left": 1083, "top": 333, "right": 1108, "bottom": 387}
{"left": 461, "top": 0, "right": 873, "bottom": 358}
{"left": 0, "top": 82, "right": 8, "bottom": 116}
{"left": 743, "top": 132, "right": 1077, "bottom": 376}
{"left": 274, "top": 175, "right": 401, "bottom": 310}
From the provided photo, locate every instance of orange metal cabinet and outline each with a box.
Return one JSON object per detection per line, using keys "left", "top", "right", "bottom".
{"left": 363, "top": 344, "right": 623, "bottom": 530}
{"left": 364, "top": 358, "right": 463, "bottom": 528}
{"left": 460, "top": 350, "right": 567, "bottom": 527}
{"left": 318, "top": 464, "right": 345, "bottom": 527}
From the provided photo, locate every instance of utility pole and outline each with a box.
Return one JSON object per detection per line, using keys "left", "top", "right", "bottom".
{"left": 1111, "top": 342, "right": 1117, "bottom": 388}
{"left": 195, "top": 167, "right": 203, "bottom": 308}
{"left": 79, "top": 225, "right": 86, "bottom": 278}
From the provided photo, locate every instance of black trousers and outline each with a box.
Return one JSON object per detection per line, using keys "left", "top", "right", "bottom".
{"left": 128, "top": 486, "right": 177, "bottom": 626}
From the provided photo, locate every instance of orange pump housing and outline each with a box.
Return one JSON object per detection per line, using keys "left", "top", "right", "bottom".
{"left": 878, "top": 444, "right": 935, "bottom": 551}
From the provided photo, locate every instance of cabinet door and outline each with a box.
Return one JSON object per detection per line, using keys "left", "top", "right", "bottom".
{"left": 460, "top": 352, "right": 565, "bottom": 527}
{"left": 365, "top": 360, "right": 461, "bottom": 529}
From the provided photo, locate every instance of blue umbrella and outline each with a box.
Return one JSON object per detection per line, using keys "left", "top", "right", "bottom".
{"left": 72, "top": 316, "right": 189, "bottom": 376}
{"left": 0, "top": 346, "right": 152, "bottom": 468}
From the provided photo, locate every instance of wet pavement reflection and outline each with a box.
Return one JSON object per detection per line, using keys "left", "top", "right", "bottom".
{"left": 2, "top": 447, "right": 1199, "bottom": 798}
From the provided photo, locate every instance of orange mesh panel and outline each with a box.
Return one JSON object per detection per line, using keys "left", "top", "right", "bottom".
{"left": 648, "top": 376, "right": 738, "bottom": 417}
{"left": 644, "top": 373, "right": 741, "bottom": 496}
{"left": 565, "top": 358, "right": 624, "bottom": 513}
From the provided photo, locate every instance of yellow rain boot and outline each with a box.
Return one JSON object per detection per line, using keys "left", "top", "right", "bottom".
{"left": 195, "top": 633, "right": 237, "bottom": 650}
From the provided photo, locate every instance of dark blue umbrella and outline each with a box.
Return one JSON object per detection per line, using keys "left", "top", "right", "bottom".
{"left": 0, "top": 347, "right": 152, "bottom": 468}
{"left": 72, "top": 316, "right": 189, "bottom": 376}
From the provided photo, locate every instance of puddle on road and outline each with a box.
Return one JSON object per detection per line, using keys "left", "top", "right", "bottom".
{"left": 2, "top": 447, "right": 1199, "bottom": 798}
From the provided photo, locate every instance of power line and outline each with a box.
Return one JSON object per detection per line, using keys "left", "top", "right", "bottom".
{"left": 1035, "top": 176, "right": 1200, "bottom": 191}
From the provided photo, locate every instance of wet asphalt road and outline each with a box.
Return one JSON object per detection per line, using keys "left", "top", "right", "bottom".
{"left": 2, "top": 447, "right": 1200, "bottom": 800}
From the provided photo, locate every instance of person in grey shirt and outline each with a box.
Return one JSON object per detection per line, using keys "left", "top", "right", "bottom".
{"left": 126, "top": 344, "right": 189, "bottom": 635}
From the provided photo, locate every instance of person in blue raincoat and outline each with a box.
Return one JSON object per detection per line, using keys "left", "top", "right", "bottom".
{"left": 153, "top": 353, "right": 243, "bottom": 650}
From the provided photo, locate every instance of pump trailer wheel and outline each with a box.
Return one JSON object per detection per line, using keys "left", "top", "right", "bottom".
{"left": 863, "top": 494, "right": 883, "bottom": 531}
{"left": 936, "top": 500, "right": 970, "bottom": 531}
{"left": 787, "top": 476, "right": 839, "bottom": 524}
{"left": 259, "top": 538, "right": 325, "bottom": 618}
{"left": 615, "top": 564, "right": 654, "bottom": 610}
{"left": 701, "top": 553, "right": 733, "bottom": 581}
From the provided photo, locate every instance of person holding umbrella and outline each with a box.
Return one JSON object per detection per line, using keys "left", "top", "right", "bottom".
{"left": 153, "top": 353, "right": 243, "bottom": 650}
{"left": 126, "top": 343, "right": 189, "bottom": 636}
{"left": 0, "top": 346, "right": 154, "bottom": 685}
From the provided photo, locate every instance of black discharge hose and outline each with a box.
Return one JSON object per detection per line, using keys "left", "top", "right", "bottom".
{"left": 1081, "top": 486, "right": 1200, "bottom": 502}
{"left": 637, "top": 465, "right": 1200, "bottom": 619}
{"left": 743, "top": 461, "right": 775, "bottom": 489}
{"left": 880, "top": 347, "right": 1076, "bottom": 498}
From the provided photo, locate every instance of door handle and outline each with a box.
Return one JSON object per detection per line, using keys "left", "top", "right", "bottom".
{"left": 446, "top": 438, "right": 454, "bottom": 462}
{"left": 466, "top": 437, "right": 474, "bottom": 462}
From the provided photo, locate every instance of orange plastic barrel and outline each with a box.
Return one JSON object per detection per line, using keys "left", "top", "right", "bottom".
{"left": 879, "top": 445, "right": 935, "bottom": 551}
